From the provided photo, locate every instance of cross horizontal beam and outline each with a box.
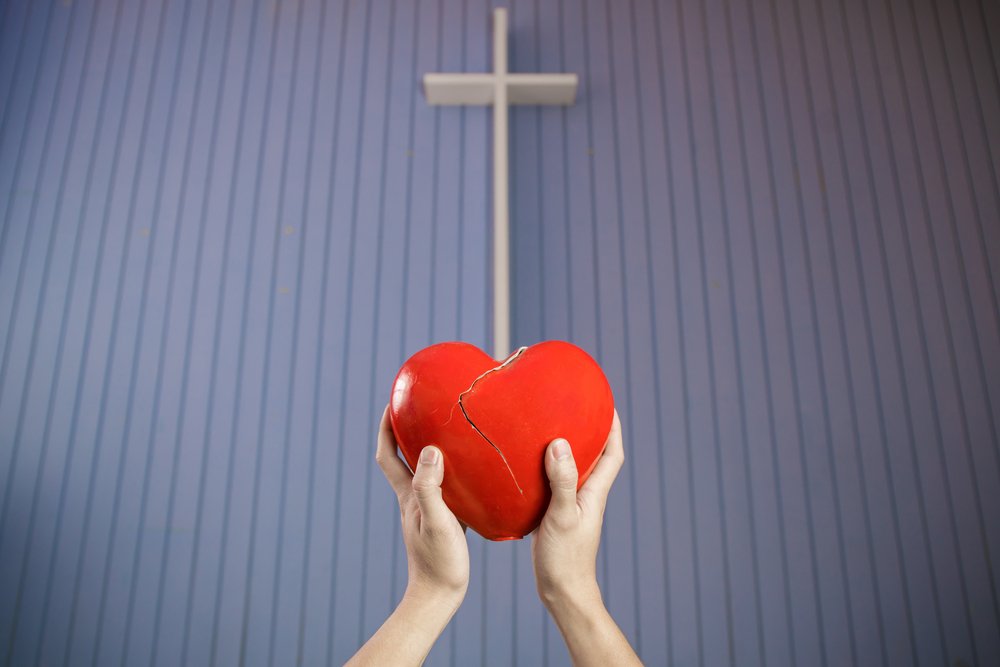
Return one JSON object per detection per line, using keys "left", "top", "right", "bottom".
{"left": 423, "top": 73, "right": 578, "bottom": 106}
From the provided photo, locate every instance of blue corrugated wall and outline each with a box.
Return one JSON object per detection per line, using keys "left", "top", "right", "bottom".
{"left": 1, "top": 0, "right": 998, "bottom": 665}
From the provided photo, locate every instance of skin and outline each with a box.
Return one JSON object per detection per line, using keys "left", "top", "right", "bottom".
{"left": 347, "top": 405, "right": 641, "bottom": 666}
{"left": 531, "top": 409, "right": 642, "bottom": 666}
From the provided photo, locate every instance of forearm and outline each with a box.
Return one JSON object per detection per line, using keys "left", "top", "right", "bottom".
{"left": 346, "top": 585, "right": 463, "bottom": 666}
{"left": 543, "top": 582, "right": 643, "bottom": 667}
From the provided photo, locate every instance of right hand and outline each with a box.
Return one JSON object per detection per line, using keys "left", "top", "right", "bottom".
{"left": 375, "top": 404, "right": 470, "bottom": 602}
{"left": 530, "top": 409, "right": 624, "bottom": 608}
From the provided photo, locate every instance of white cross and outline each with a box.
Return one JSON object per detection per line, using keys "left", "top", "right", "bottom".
{"left": 423, "top": 7, "right": 578, "bottom": 361}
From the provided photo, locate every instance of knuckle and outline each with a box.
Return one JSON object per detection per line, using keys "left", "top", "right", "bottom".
{"left": 375, "top": 447, "right": 394, "bottom": 470}
{"left": 550, "top": 476, "right": 576, "bottom": 492}
{"left": 556, "top": 466, "right": 579, "bottom": 485}
{"left": 411, "top": 477, "right": 436, "bottom": 497}
{"left": 576, "top": 490, "right": 596, "bottom": 514}
{"left": 550, "top": 510, "right": 577, "bottom": 532}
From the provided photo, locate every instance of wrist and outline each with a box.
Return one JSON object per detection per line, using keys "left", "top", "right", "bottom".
{"left": 403, "top": 580, "right": 466, "bottom": 619}
{"left": 538, "top": 577, "right": 603, "bottom": 615}
{"left": 541, "top": 579, "right": 612, "bottom": 649}
{"left": 347, "top": 583, "right": 464, "bottom": 665}
{"left": 539, "top": 579, "right": 641, "bottom": 666}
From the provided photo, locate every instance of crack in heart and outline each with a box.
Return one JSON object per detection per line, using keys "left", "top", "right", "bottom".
{"left": 455, "top": 346, "right": 528, "bottom": 496}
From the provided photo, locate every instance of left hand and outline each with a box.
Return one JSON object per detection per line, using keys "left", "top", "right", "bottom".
{"left": 375, "top": 403, "right": 470, "bottom": 603}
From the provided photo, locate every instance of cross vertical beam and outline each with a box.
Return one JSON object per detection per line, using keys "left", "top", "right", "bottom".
{"left": 493, "top": 7, "right": 510, "bottom": 363}
{"left": 423, "top": 7, "right": 577, "bottom": 360}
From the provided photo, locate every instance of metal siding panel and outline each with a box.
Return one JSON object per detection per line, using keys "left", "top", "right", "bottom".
{"left": 707, "top": 2, "right": 799, "bottom": 664}
{"left": 266, "top": 0, "right": 327, "bottom": 662}
{"left": 604, "top": 2, "right": 667, "bottom": 663}
{"left": 892, "top": 0, "right": 1000, "bottom": 662}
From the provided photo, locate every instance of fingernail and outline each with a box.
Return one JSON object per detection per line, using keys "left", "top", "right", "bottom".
{"left": 552, "top": 439, "right": 571, "bottom": 460}
{"left": 420, "top": 447, "right": 440, "bottom": 465}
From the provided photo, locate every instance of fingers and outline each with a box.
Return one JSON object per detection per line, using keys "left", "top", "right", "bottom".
{"left": 578, "top": 408, "right": 624, "bottom": 509}
{"left": 375, "top": 404, "right": 413, "bottom": 498}
{"left": 411, "top": 446, "right": 453, "bottom": 531}
{"left": 543, "top": 438, "right": 579, "bottom": 524}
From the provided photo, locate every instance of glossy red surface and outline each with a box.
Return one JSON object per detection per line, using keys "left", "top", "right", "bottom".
{"left": 389, "top": 340, "right": 615, "bottom": 540}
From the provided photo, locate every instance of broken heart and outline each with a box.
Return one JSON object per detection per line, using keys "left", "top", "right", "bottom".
{"left": 388, "top": 340, "right": 615, "bottom": 540}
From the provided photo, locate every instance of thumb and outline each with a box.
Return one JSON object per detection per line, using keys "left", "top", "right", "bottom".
{"left": 411, "top": 446, "right": 451, "bottom": 530}
{"left": 544, "top": 438, "right": 579, "bottom": 523}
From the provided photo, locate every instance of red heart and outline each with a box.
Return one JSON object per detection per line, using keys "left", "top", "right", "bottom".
{"left": 388, "top": 340, "right": 615, "bottom": 540}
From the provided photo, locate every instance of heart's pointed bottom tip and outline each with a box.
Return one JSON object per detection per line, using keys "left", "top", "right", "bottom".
{"left": 489, "top": 535, "right": 524, "bottom": 541}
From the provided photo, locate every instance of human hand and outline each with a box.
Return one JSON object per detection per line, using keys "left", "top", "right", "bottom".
{"left": 530, "top": 409, "right": 624, "bottom": 609}
{"left": 348, "top": 406, "right": 471, "bottom": 665}
{"left": 529, "top": 410, "right": 640, "bottom": 666}
{"left": 375, "top": 403, "right": 470, "bottom": 604}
